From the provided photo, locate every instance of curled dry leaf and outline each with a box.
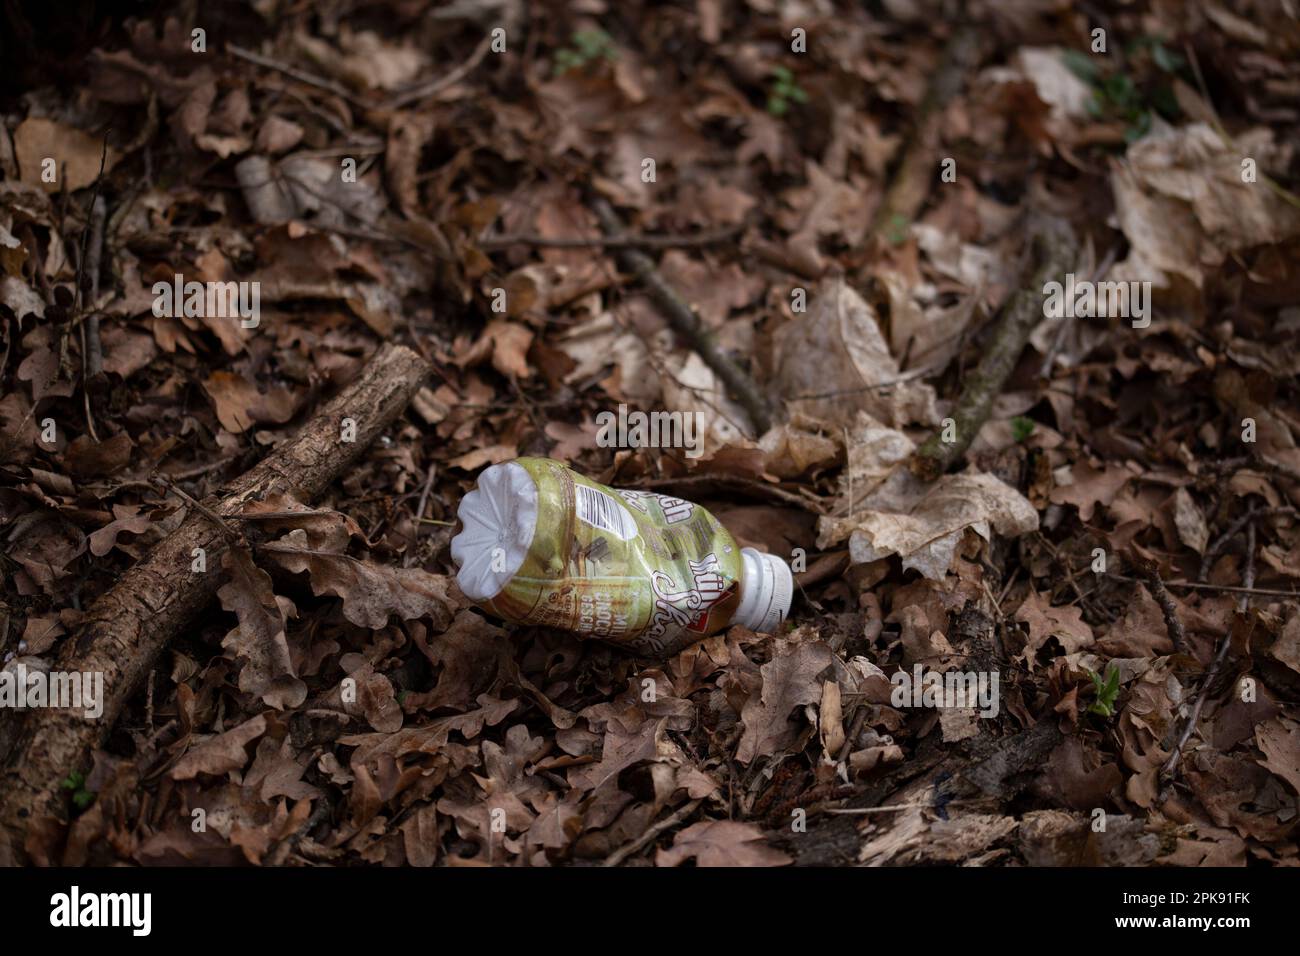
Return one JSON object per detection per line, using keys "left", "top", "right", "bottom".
{"left": 775, "top": 277, "right": 938, "bottom": 429}
{"left": 1111, "top": 122, "right": 1300, "bottom": 289}
{"left": 819, "top": 457, "right": 1038, "bottom": 581}
{"left": 169, "top": 714, "right": 268, "bottom": 781}
{"left": 1015, "top": 590, "right": 1094, "bottom": 667}
{"left": 260, "top": 528, "right": 460, "bottom": 629}
{"left": 13, "top": 117, "right": 120, "bottom": 192}
{"left": 737, "top": 637, "right": 834, "bottom": 764}
{"left": 218, "top": 547, "right": 306, "bottom": 710}
{"left": 656, "top": 820, "right": 790, "bottom": 867}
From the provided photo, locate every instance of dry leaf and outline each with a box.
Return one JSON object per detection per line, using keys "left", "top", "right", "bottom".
{"left": 656, "top": 820, "right": 790, "bottom": 867}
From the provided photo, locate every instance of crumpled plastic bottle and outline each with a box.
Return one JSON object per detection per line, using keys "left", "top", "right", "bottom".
{"left": 451, "top": 457, "right": 793, "bottom": 657}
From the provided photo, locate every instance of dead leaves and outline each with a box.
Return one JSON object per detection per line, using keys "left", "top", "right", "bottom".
{"left": 218, "top": 548, "right": 305, "bottom": 710}
{"left": 737, "top": 637, "right": 834, "bottom": 764}
{"left": 170, "top": 714, "right": 267, "bottom": 781}
{"left": 657, "top": 820, "right": 790, "bottom": 867}
{"left": 820, "top": 454, "right": 1038, "bottom": 580}
{"left": 1112, "top": 122, "right": 1300, "bottom": 289}
{"left": 776, "top": 278, "right": 938, "bottom": 430}
{"left": 260, "top": 532, "right": 458, "bottom": 630}
{"left": 5, "top": 0, "right": 1300, "bottom": 874}
{"left": 13, "top": 117, "right": 120, "bottom": 192}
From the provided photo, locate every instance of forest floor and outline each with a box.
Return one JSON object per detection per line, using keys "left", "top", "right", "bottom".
{"left": 1, "top": 0, "right": 1299, "bottom": 867}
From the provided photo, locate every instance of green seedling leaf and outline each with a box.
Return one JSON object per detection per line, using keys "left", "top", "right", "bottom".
{"left": 1086, "top": 665, "right": 1121, "bottom": 718}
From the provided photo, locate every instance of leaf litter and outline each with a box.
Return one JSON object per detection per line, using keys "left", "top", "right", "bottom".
{"left": 1, "top": 0, "right": 1299, "bottom": 869}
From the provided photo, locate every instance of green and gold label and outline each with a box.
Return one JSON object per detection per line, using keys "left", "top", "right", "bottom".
{"left": 481, "top": 458, "right": 743, "bottom": 655}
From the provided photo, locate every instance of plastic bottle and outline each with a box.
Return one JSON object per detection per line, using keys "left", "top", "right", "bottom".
{"left": 450, "top": 457, "right": 793, "bottom": 656}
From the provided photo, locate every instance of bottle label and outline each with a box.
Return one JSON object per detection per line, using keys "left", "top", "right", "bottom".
{"left": 480, "top": 458, "right": 743, "bottom": 655}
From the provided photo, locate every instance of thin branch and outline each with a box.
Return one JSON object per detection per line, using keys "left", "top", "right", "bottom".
{"left": 910, "top": 216, "right": 1078, "bottom": 480}
{"left": 227, "top": 43, "right": 368, "bottom": 110}
{"left": 405, "top": 463, "right": 438, "bottom": 568}
{"left": 150, "top": 475, "right": 242, "bottom": 543}
{"left": 1106, "top": 573, "right": 1298, "bottom": 599}
{"left": 1132, "top": 557, "right": 1189, "bottom": 655}
{"left": 386, "top": 34, "right": 493, "bottom": 109}
{"left": 590, "top": 196, "right": 774, "bottom": 435}
{"left": 869, "top": 29, "right": 985, "bottom": 243}
{"left": 476, "top": 222, "right": 743, "bottom": 251}
{"left": 74, "top": 136, "right": 110, "bottom": 443}
{"left": 602, "top": 798, "right": 703, "bottom": 867}
{"left": 83, "top": 194, "right": 108, "bottom": 381}
{"left": 1160, "top": 520, "right": 1256, "bottom": 791}
{"left": 1198, "top": 505, "right": 1298, "bottom": 582}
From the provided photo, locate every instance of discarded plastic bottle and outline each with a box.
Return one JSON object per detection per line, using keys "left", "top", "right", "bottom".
{"left": 451, "top": 457, "right": 793, "bottom": 657}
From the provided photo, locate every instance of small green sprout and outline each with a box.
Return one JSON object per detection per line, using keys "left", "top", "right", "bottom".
{"left": 1063, "top": 37, "right": 1185, "bottom": 144}
{"left": 61, "top": 770, "right": 94, "bottom": 810}
{"left": 766, "top": 66, "right": 808, "bottom": 117}
{"left": 553, "top": 29, "right": 618, "bottom": 76}
{"left": 884, "top": 213, "right": 910, "bottom": 246}
{"left": 1086, "top": 665, "right": 1121, "bottom": 718}
{"left": 1011, "top": 416, "right": 1036, "bottom": 443}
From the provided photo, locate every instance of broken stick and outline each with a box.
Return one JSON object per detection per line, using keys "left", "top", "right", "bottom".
{"left": 590, "top": 196, "right": 775, "bottom": 435}
{"left": 869, "top": 29, "right": 984, "bottom": 244}
{"left": 910, "top": 217, "right": 1077, "bottom": 481}
{"left": 0, "top": 343, "right": 430, "bottom": 863}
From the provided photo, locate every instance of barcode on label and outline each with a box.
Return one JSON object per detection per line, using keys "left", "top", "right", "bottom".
{"left": 575, "top": 484, "right": 637, "bottom": 541}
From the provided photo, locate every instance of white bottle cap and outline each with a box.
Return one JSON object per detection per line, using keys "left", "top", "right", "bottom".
{"left": 450, "top": 461, "right": 538, "bottom": 601}
{"left": 733, "top": 548, "right": 794, "bottom": 634}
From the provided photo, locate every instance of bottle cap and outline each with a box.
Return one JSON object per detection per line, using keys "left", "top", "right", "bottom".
{"left": 734, "top": 548, "right": 793, "bottom": 634}
{"left": 450, "top": 461, "right": 538, "bottom": 601}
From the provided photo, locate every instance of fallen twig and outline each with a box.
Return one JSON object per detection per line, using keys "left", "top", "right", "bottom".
{"left": 405, "top": 463, "right": 438, "bottom": 568}
{"left": 0, "top": 344, "right": 430, "bottom": 863}
{"left": 83, "top": 194, "right": 108, "bottom": 383}
{"left": 910, "top": 216, "right": 1077, "bottom": 480}
{"left": 1104, "top": 573, "right": 1298, "bottom": 600}
{"left": 73, "top": 136, "right": 110, "bottom": 441}
{"left": 476, "top": 222, "right": 743, "bottom": 251}
{"left": 603, "top": 798, "right": 703, "bottom": 867}
{"left": 1132, "top": 556, "right": 1190, "bottom": 656}
{"left": 149, "top": 475, "right": 242, "bottom": 543}
{"left": 590, "top": 196, "right": 774, "bottom": 435}
{"left": 386, "top": 34, "right": 493, "bottom": 109}
{"left": 868, "top": 29, "right": 985, "bottom": 243}
{"left": 1160, "top": 520, "right": 1256, "bottom": 792}
{"left": 227, "top": 43, "right": 368, "bottom": 110}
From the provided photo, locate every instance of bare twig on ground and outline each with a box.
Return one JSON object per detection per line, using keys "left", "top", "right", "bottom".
{"left": 227, "top": 43, "right": 368, "bottom": 110}
{"left": 836, "top": 704, "right": 868, "bottom": 765}
{"left": 1199, "top": 504, "right": 1262, "bottom": 582}
{"left": 149, "top": 475, "right": 242, "bottom": 543}
{"left": 590, "top": 196, "right": 775, "bottom": 435}
{"left": 1132, "top": 556, "right": 1190, "bottom": 656}
{"left": 910, "top": 217, "right": 1077, "bottom": 480}
{"left": 405, "top": 463, "right": 438, "bottom": 568}
{"left": 83, "top": 194, "right": 107, "bottom": 382}
{"left": 868, "top": 29, "right": 985, "bottom": 243}
{"left": 386, "top": 34, "right": 493, "bottom": 109}
{"left": 1160, "top": 521, "right": 1257, "bottom": 792}
{"left": 0, "top": 344, "right": 430, "bottom": 863}
{"left": 73, "top": 136, "right": 110, "bottom": 441}
{"left": 1104, "top": 573, "right": 1298, "bottom": 599}
{"left": 603, "top": 798, "right": 703, "bottom": 867}
{"left": 476, "top": 222, "right": 743, "bottom": 251}
{"left": 635, "top": 474, "right": 822, "bottom": 511}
